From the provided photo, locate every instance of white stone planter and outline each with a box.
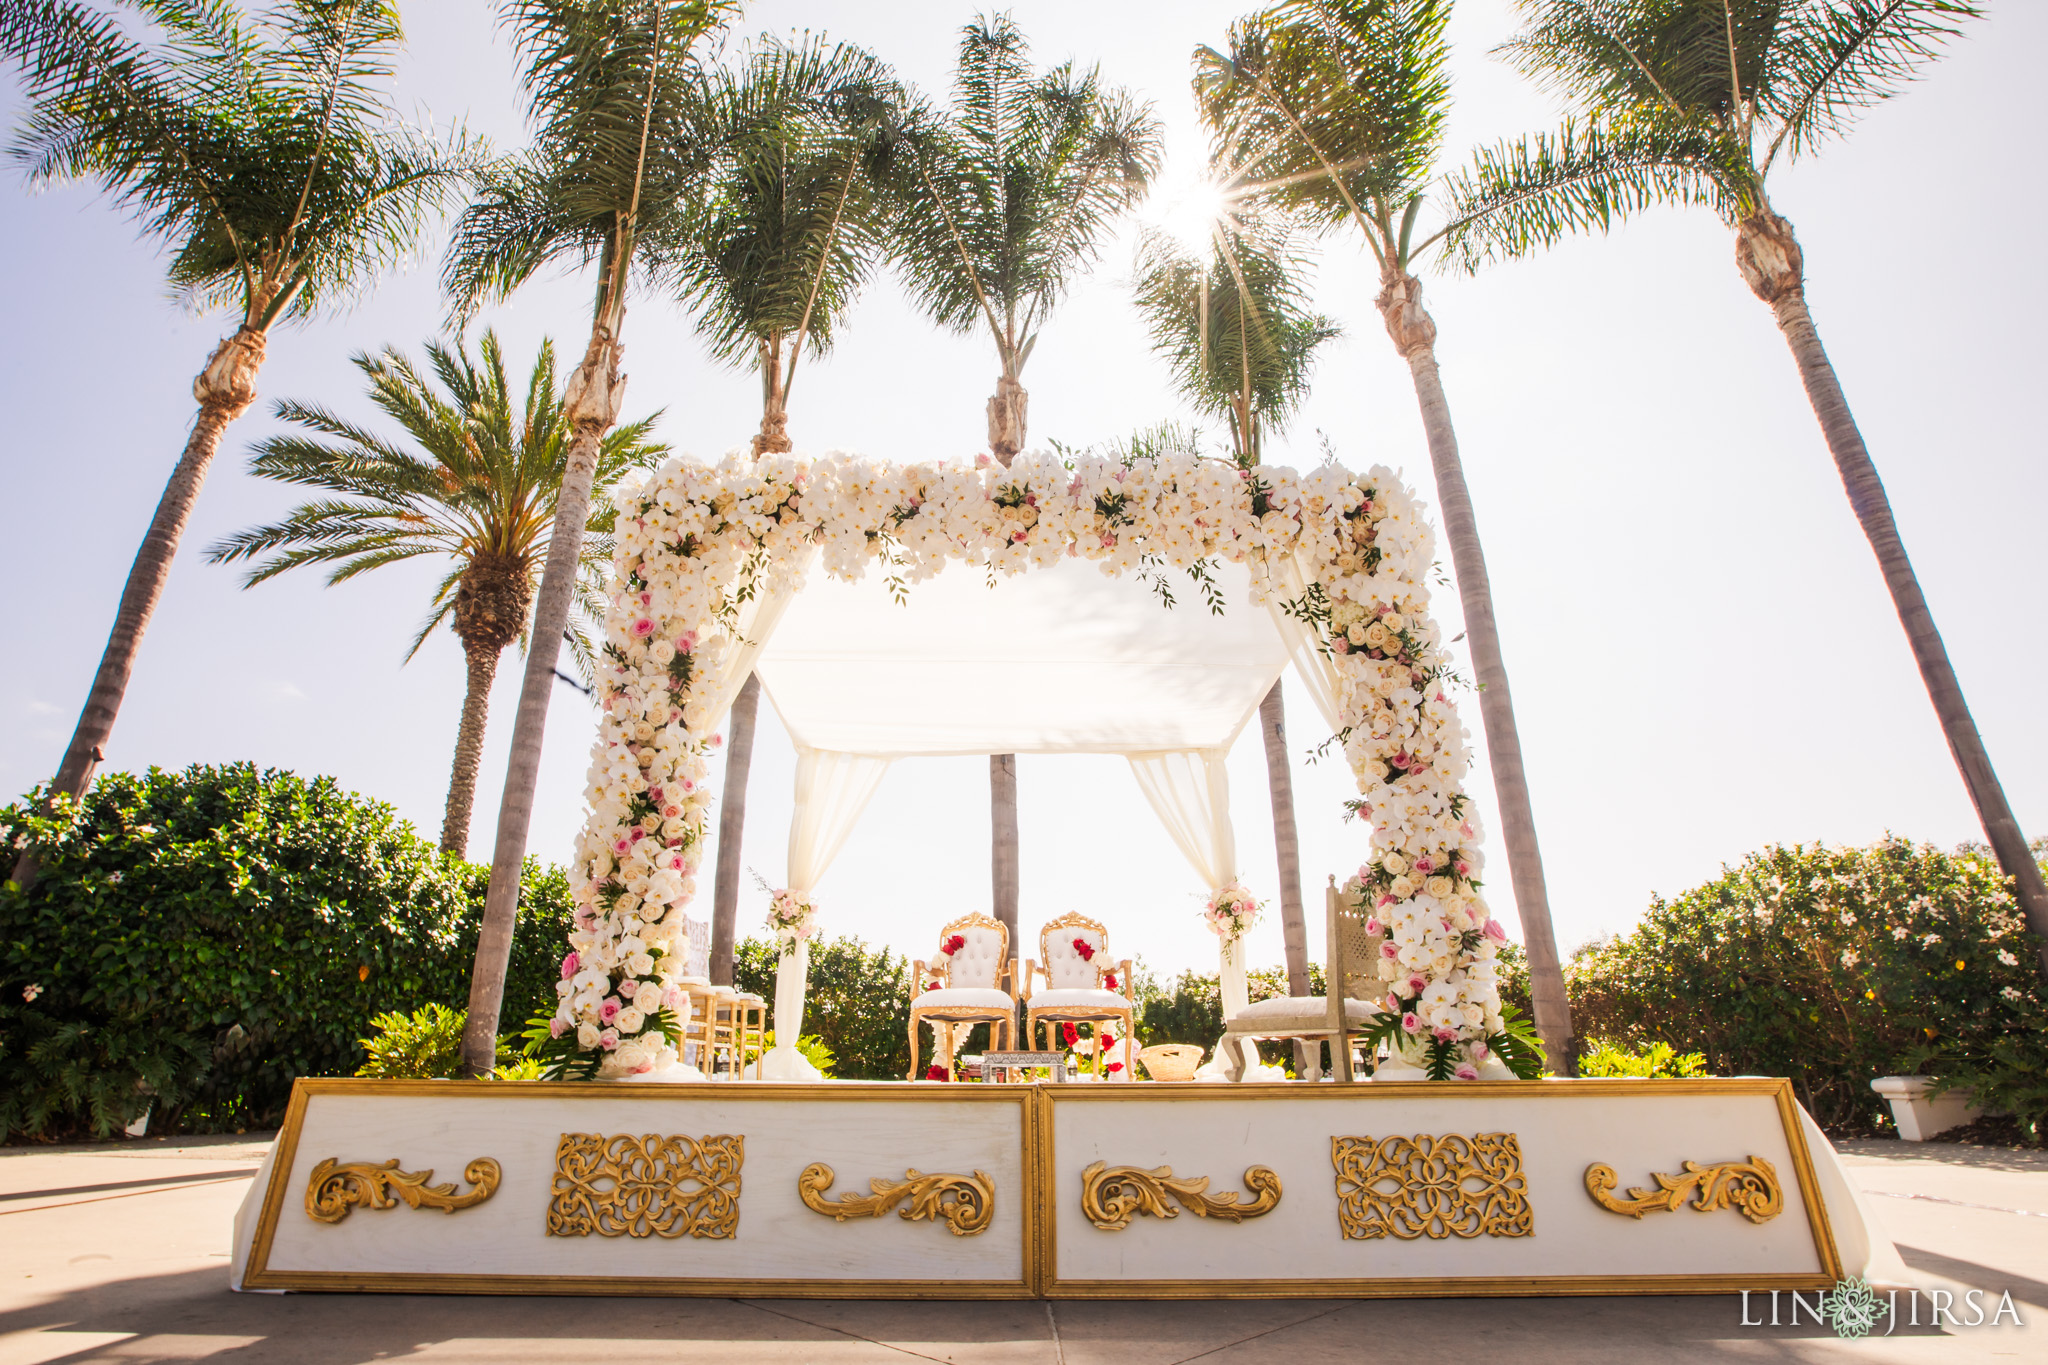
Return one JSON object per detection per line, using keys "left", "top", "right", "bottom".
{"left": 1871, "top": 1075, "right": 1982, "bottom": 1141}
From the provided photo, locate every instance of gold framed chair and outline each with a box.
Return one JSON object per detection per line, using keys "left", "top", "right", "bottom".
{"left": 906, "top": 912, "right": 1018, "bottom": 1080}
{"left": 1215, "top": 876, "right": 1378, "bottom": 1081}
{"left": 1023, "top": 911, "right": 1135, "bottom": 1077}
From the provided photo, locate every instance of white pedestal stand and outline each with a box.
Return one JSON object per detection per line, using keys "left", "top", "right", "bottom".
{"left": 757, "top": 938, "right": 825, "bottom": 1082}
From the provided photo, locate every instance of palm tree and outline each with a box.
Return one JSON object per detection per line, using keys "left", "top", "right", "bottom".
{"left": 1439, "top": 2, "right": 2048, "bottom": 981}
{"left": 659, "top": 35, "right": 904, "bottom": 985}
{"left": 442, "top": 0, "right": 737, "bottom": 1076}
{"left": 1131, "top": 214, "right": 1339, "bottom": 1004}
{"left": 204, "top": 332, "right": 667, "bottom": 858}
{"left": 1196, "top": 0, "right": 1578, "bottom": 1064}
{"left": 0, "top": 0, "right": 472, "bottom": 892}
{"left": 889, "top": 10, "right": 1162, "bottom": 946}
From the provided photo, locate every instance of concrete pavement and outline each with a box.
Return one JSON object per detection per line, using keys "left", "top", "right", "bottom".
{"left": 1, "top": 1133, "right": 2040, "bottom": 1363}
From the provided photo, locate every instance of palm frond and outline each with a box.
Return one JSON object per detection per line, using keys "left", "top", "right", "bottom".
{"left": 1761, "top": 1, "right": 1982, "bottom": 173}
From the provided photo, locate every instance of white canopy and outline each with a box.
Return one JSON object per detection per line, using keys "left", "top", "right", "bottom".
{"left": 753, "top": 557, "right": 1290, "bottom": 757}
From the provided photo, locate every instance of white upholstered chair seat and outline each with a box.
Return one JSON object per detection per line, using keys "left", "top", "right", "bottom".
{"left": 1231, "top": 995, "right": 1377, "bottom": 1026}
{"left": 910, "top": 986, "right": 1015, "bottom": 1011}
{"left": 1026, "top": 987, "right": 1130, "bottom": 1012}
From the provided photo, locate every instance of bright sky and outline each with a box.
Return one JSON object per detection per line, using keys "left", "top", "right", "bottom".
{"left": 3, "top": 1, "right": 2044, "bottom": 982}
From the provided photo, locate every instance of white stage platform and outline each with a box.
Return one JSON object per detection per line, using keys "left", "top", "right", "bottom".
{"left": 230, "top": 1077, "right": 1897, "bottom": 1298}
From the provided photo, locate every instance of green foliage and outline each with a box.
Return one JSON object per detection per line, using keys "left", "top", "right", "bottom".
{"left": 1566, "top": 838, "right": 2045, "bottom": 1132}
{"left": 357, "top": 1003, "right": 469, "bottom": 1079}
{"left": 0, "top": 0, "right": 476, "bottom": 326}
{"left": 0, "top": 764, "right": 574, "bottom": 1139}
{"left": 1579, "top": 1039, "right": 1708, "bottom": 1080}
{"left": 734, "top": 934, "right": 909, "bottom": 1079}
{"left": 761, "top": 1031, "right": 836, "bottom": 1079}
{"left": 205, "top": 331, "right": 668, "bottom": 686}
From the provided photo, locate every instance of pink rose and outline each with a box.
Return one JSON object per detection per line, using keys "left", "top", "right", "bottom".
{"left": 1472, "top": 1042, "right": 1490, "bottom": 1060}
{"left": 549, "top": 1017, "right": 568, "bottom": 1039}
{"left": 1385, "top": 992, "right": 1402, "bottom": 1013}
{"left": 1401, "top": 1012, "right": 1419, "bottom": 1033}
{"left": 1455, "top": 1063, "right": 1479, "bottom": 1081}
{"left": 708, "top": 732, "right": 722, "bottom": 747}
{"left": 1365, "top": 918, "right": 1382, "bottom": 936}
{"left": 1483, "top": 919, "right": 1508, "bottom": 942}
{"left": 646, "top": 786, "right": 663, "bottom": 804}
{"left": 1334, "top": 638, "right": 1350, "bottom": 654}
{"left": 1433, "top": 1026, "right": 1457, "bottom": 1043}
{"left": 976, "top": 453, "right": 992, "bottom": 467}
{"left": 1407, "top": 975, "right": 1427, "bottom": 996}
{"left": 612, "top": 836, "right": 632, "bottom": 855}
{"left": 630, "top": 827, "right": 645, "bottom": 842}
{"left": 600, "top": 999, "right": 621, "bottom": 1023}
{"left": 1415, "top": 856, "right": 1434, "bottom": 874}
{"left": 560, "top": 952, "right": 579, "bottom": 980}
{"left": 1456, "top": 861, "right": 1471, "bottom": 876}
{"left": 633, "top": 617, "right": 655, "bottom": 637}
{"left": 633, "top": 1060, "right": 654, "bottom": 1074}
{"left": 600, "top": 1029, "right": 620, "bottom": 1051}
{"left": 1379, "top": 941, "right": 1399, "bottom": 959}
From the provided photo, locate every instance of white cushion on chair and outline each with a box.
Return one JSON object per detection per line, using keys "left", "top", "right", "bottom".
{"left": 1228, "top": 995, "right": 1377, "bottom": 1029}
{"left": 942, "top": 924, "right": 1008, "bottom": 989}
{"left": 1028, "top": 987, "right": 1129, "bottom": 1012}
{"left": 912, "top": 987, "right": 1014, "bottom": 1011}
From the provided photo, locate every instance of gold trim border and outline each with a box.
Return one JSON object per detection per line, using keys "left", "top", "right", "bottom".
{"left": 243, "top": 1076, "right": 1841, "bottom": 1299}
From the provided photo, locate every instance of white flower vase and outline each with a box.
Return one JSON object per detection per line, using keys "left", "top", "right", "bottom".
{"left": 758, "top": 937, "right": 824, "bottom": 1082}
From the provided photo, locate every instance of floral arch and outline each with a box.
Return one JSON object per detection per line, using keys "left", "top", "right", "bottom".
{"left": 541, "top": 447, "right": 1522, "bottom": 1082}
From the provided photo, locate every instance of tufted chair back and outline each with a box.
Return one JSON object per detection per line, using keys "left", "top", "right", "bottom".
{"left": 1040, "top": 914, "right": 1108, "bottom": 990}
{"left": 935, "top": 915, "right": 1008, "bottom": 990}
{"left": 682, "top": 915, "right": 711, "bottom": 980}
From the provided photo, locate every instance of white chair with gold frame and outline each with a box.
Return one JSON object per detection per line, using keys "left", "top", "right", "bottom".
{"left": 1214, "top": 876, "right": 1378, "bottom": 1081}
{"left": 1023, "top": 911, "right": 1135, "bottom": 1077}
{"left": 906, "top": 912, "right": 1018, "bottom": 1081}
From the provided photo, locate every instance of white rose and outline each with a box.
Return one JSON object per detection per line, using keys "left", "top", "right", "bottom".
{"left": 628, "top": 952, "right": 655, "bottom": 977}
{"left": 633, "top": 980, "right": 664, "bottom": 1010}
{"left": 1461, "top": 1003, "right": 1485, "bottom": 1027}
{"left": 577, "top": 1022, "right": 601, "bottom": 1048}
{"left": 1383, "top": 612, "right": 1406, "bottom": 632}
{"left": 616, "top": 1006, "right": 645, "bottom": 1033}
{"left": 1425, "top": 875, "right": 1454, "bottom": 900}
{"left": 1381, "top": 851, "right": 1409, "bottom": 876}
{"left": 1389, "top": 875, "right": 1415, "bottom": 900}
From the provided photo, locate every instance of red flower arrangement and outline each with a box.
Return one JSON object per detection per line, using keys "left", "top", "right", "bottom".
{"left": 925, "top": 980, "right": 942, "bottom": 992}
{"left": 1106, "top": 1061, "right": 1124, "bottom": 1074}
{"left": 1061, "top": 1022, "right": 1080, "bottom": 1046}
{"left": 1102, "top": 972, "right": 1119, "bottom": 991}
{"left": 924, "top": 1065, "right": 951, "bottom": 1082}
{"left": 939, "top": 933, "right": 966, "bottom": 956}
{"left": 1072, "top": 937, "right": 1095, "bottom": 961}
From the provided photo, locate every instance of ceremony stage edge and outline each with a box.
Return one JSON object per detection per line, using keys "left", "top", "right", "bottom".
{"left": 229, "top": 1076, "right": 1898, "bottom": 1299}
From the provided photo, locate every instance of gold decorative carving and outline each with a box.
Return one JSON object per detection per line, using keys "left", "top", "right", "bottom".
{"left": 1585, "top": 1157, "right": 1783, "bottom": 1224}
{"left": 797, "top": 1162, "right": 995, "bottom": 1236}
{"left": 1078, "top": 1161, "right": 1281, "bottom": 1231}
{"left": 546, "top": 1133, "right": 743, "bottom": 1239}
{"left": 304, "top": 1157, "right": 500, "bottom": 1223}
{"left": 1331, "top": 1133, "right": 1532, "bottom": 1240}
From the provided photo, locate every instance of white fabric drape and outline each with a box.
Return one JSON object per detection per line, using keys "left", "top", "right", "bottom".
{"left": 1127, "top": 749, "right": 1237, "bottom": 892}
{"left": 758, "top": 746, "right": 893, "bottom": 1082}
{"left": 701, "top": 545, "right": 817, "bottom": 732}
{"left": 1261, "top": 550, "right": 1344, "bottom": 734}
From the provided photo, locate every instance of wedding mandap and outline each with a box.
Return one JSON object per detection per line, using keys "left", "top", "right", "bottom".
{"left": 229, "top": 449, "right": 1903, "bottom": 1299}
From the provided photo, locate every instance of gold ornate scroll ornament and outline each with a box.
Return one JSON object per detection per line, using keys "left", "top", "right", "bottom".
{"left": 1079, "top": 1161, "right": 1281, "bottom": 1231}
{"left": 1331, "top": 1133, "right": 1532, "bottom": 1240}
{"left": 797, "top": 1163, "right": 995, "bottom": 1236}
{"left": 1585, "top": 1157, "right": 1783, "bottom": 1224}
{"left": 547, "top": 1133, "right": 744, "bottom": 1239}
{"left": 304, "top": 1157, "right": 500, "bottom": 1223}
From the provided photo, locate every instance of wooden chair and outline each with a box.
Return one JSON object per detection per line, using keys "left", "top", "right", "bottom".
{"left": 906, "top": 912, "right": 1018, "bottom": 1080}
{"left": 1214, "top": 877, "right": 1379, "bottom": 1081}
{"left": 1023, "top": 912, "right": 1135, "bottom": 1078}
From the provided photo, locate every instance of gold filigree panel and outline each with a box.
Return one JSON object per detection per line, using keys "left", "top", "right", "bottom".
{"left": 797, "top": 1162, "right": 995, "bottom": 1236}
{"left": 304, "top": 1157, "right": 499, "bottom": 1224}
{"left": 546, "top": 1133, "right": 743, "bottom": 1239}
{"left": 1331, "top": 1133, "right": 1532, "bottom": 1240}
{"left": 1079, "top": 1161, "right": 1281, "bottom": 1231}
{"left": 1585, "top": 1157, "right": 1782, "bottom": 1224}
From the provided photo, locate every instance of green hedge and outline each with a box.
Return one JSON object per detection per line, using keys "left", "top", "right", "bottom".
{"left": 734, "top": 934, "right": 912, "bottom": 1079}
{"left": 1550, "top": 838, "right": 2046, "bottom": 1133}
{"left": 0, "top": 764, "right": 573, "bottom": 1140}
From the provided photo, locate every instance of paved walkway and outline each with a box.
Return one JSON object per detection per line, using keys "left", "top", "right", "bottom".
{"left": 0, "top": 1134, "right": 2040, "bottom": 1363}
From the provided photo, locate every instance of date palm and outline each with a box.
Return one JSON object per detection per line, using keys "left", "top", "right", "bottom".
{"left": 204, "top": 332, "right": 667, "bottom": 859}
{"left": 659, "top": 35, "right": 904, "bottom": 983}
{"left": 1196, "top": 0, "right": 1578, "bottom": 1064}
{"left": 889, "top": 10, "right": 1161, "bottom": 945}
{"left": 1439, "top": 2, "right": 2048, "bottom": 980}
{"left": 0, "top": 0, "right": 472, "bottom": 892}
{"left": 442, "top": 0, "right": 737, "bottom": 1075}
{"left": 1132, "top": 212, "right": 1339, "bottom": 1008}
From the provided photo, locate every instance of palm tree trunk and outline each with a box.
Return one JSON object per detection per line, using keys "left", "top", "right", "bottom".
{"left": 709, "top": 672, "right": 762, "bottom": 986}
{"left": 1259, "top": 681, "right": 1310, "bottom": 998}
{"left": 991, "top": 753, "right": 1019, "bottom": 945}
{"left": 986, "top": 376, "right": 1027, "bottom": 467}
{"left": 1738, "top": 211, "right": 2048, "bottom": 981}
{"left": 10, "top": 328, "right": 266, "bottom": 893}
{"left": 1379, "top": 269, "right": 1576, "bottom": 1073}
{"left": 441, "top": 641, "right": 502, "bottom": 859}
{"left": 460, "top": 328, "right": 623, "bottom": 1077}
